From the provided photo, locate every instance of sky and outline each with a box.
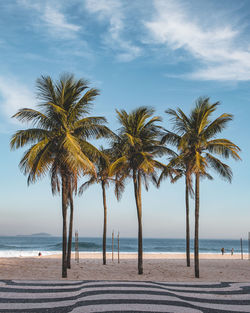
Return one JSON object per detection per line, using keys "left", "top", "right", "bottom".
{"left": 0, "top": 0, "right": 250, "bottom": 239}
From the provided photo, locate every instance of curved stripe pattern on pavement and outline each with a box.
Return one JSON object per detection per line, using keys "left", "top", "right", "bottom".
{"left": 0, "top": 280, "right": 249, "bottom": 312}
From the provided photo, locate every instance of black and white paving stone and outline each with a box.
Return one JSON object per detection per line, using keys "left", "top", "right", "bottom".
{"left": 0, "top": 280, "right": 250, "bottom": 312}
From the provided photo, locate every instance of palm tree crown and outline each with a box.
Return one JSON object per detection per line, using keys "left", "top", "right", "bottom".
{"left": 165, "top": 97, "right": 240, "bottom": 180}
{"left": 10, "top": 74, "right": 112, "bottom": 277}
{"left": 110, "top": 107, "right": 170, "bottom": 180}
{"left": 10, "top": 74, "right": 111, "bottom": 182}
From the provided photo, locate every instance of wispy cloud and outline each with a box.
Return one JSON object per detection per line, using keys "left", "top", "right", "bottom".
{"left": 42, "top": 5, "right": 80, "bottom": 37}
{"left": 15, "top": 0, "right": 250, "bottom": 80}
{"left": 85, "top": 0, "right": 142, "bottom": 62}
{"left": 18, "top": 0, "right": 81, "bottom": 39}
{"left": 145, "top": 0, "right": 250, "bottom": 81}
{"left": 0, "top": 76, "right": 35, "bottom": 122}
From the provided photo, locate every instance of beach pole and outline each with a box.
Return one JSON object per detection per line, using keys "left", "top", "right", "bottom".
{"left": 112, "top": 231, "right": 114, "bottom": 262}
{"left": 248, "top": 232, "right": 250, "bottom": 261}
{"left": 240, "top": 238, "right": 243, "bottom": 260}
{"left": 75, "top": 231, "right": 79, "bottom": 264}
{"left": 118, "top": 231, "right": 120, "bottom": 264}
{"left": 75, "top": 231, "right": 77, "bottom": 262}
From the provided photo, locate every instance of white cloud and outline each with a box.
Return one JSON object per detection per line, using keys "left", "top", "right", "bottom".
{"left": 145, "top": 0, "right": 250, "bottom": 81}
{"left": 0, "top": 76, "right": 35, "bottom": 121}
{"left": 42, "top": 5, "right": 80, "bottom": 36}
{"left": 85, "top": 0, "right": 142, "bottom": 62}
{"left": 18, "top": 0, "right": 80, "bottom": 39}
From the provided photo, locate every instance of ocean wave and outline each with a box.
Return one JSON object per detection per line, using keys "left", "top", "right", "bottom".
{"left": 51, "top": 241, "right": 102, "bottom": 250}
{"left": 0, "top": 244, "right": 32, "bottom": 249}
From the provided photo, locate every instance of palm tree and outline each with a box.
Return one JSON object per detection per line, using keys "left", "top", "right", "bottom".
{"left": 10, "top": 74, "right": 111, "bottom": 277}
{"left": 158, "top": 143, "right": 194, "bottom": 267}
{"left": 79, "top": 148, "right": 123, "bottom": 265}
{"left": 110, "top": 107, "right": 171, "bottom": 274}
{"left": 158, "top": 143, "right": 213, "bottom": 268}
{"left": 166, "top": 97, "right": 241, "bottom": 278}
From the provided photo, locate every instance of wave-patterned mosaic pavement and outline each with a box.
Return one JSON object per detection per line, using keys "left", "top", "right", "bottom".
{"left": 0, "top": 280, "right": 250, "bottom": 312}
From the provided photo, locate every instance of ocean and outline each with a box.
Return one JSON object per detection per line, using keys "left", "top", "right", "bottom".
{"left": 0, "top": 236, "right": 248, "bottom": 257}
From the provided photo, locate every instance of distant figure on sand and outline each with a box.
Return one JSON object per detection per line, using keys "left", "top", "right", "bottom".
{"left": 38, "top": 252, "right": 42, "bottom": 256}
{"left": 231, "top": 248, "right": 234, "bottom": 256}
{"left": 221, "top": 248, "right": 225, "bottom": 255}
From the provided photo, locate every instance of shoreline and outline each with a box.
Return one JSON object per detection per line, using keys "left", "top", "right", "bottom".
{"left": 0, "top": 251, "right": 247, "bottom": 258}
{"left": 22, "top": 252, "right": 250, "bottom": 259}
{"left": 41, "top": 252, "right": 249, "bottom": 260}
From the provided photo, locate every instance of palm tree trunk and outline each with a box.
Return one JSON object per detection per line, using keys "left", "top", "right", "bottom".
{"left": 67, "top": 185, "right": 74, "bottom": 269}
{"left": 185, "top": 174, "right": 190, "bottom": 267}
{"left": 133, "top": 170, "right": 143, "bottom": 275}
{"left": 61, "top": 175, "right": 68, "bottom": 278}
{"left": 102, "top": 181, "right": 107, "bottom": 265}
{"left": 194, "top": 172, "right": 200, "bottom": 278}
{"left": 137, "top": 172, "right": 143, "bottom": 275}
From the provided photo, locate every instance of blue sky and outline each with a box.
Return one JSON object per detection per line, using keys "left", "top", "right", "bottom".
{"left": 0, "top": 0, "right": 249, "bottom": 238}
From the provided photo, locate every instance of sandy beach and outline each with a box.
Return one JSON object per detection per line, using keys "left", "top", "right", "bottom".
{"left": 0, "top": 252, "right": 249, "bottom": 282}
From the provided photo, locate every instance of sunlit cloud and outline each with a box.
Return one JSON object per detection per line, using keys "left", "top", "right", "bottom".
{"left": 14, "top": 0, "right": 250, "bottom": 80}
{"left": 145, "top": 0, "right": 250, "bottom": 81}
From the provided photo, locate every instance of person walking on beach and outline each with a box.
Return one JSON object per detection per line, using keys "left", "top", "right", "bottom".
{"left": 231, "top": 248, "right": 234, "bottom": 256}
{"left": 221, "top": 248, "right": 225, "bottom": 255}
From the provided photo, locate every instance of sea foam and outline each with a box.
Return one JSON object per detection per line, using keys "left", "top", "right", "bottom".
{"left": 0, "top": 250, "right": 60, "bottom": 257}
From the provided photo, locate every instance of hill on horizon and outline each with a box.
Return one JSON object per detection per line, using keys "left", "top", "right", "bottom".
{"left": 16, "top": 232, "right": 52, "bottom": 237}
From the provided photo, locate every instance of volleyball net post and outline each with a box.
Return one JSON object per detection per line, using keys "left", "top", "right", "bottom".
{"left": 117, "top": 231, "right": 120, "bottom": 264}
{"left": 112, "top": 230, "right": 114, "bottom": 262}
{"left": 240, "top": 238, "right": 243, "bottom": 260}
{"left": 75, "top": 230, "right": 79, "bottom": 264}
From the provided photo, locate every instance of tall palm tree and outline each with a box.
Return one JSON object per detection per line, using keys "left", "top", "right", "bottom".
{"left": 10, "top": 74, "right": 111, "bottom": 277}
{"left": 110, "top": 107, "right": 171, "bottom": 274}
{"left": 166, "top": 97, "right": 241, "bottom": 278}
{"left": 158, "top": 143, "right": 194, "bottom": 267}
{"left": 79, "top": 148, "right": 123, "bottom": 265}
{"left": 158, "top": 143, "right": 212, "bottom": 268}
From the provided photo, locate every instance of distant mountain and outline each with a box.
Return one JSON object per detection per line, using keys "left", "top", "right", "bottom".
{"left": 31, "top": 233, "right": 52, "bottom": 237}
{"left": 16, "top": 232, "right": 52, "bottom": 237}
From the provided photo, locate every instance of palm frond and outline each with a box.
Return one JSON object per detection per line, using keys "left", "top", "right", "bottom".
{"left": 25, "top": 141, "right": 54, "bottom": 184}
{"left": 109, "top": 156, "right": 128, "bottom": 176}
{"left": 10, "top": 129, "right": 50, "bottom": 149}
{"left": 68, "top": 88, "right": 100, "bottom": 123}
{"left": 12, "top": 108, "right": 56, "bottom": 129}
{"left": 62, "top": 133, "right": 96, "bottom": 175}
{"left": 78, "top": 176, "right": 97, "bottom": 195}
{"left": 202, "top": 113, "right": 233, "bottom": 139}
{"left": 205, "top": 153, "right": 233, "bottom": 182}
{"left": 161, "top": 130, "right": 181, "bottom": 146}
{"left": 206, "top": 139, "right": 241, "bottom": 160}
